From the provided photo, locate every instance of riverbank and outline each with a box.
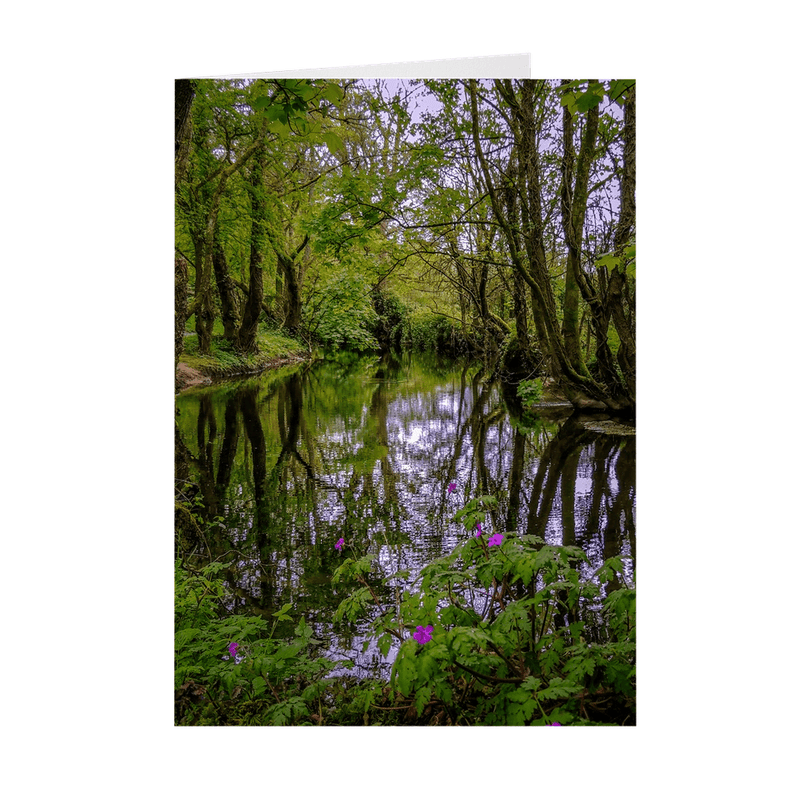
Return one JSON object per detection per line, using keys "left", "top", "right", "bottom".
{"left": 176, "top": 353, "right": 310, "bottom": 392}
{"left": 176, "top": 328, "right": 311, "bottom": 392}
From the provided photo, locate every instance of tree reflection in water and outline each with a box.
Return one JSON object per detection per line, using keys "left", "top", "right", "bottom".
{"left": 176, "top": 352, "right": 635, "bottom": 673}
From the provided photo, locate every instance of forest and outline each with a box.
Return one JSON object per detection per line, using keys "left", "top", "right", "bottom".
{"left": 175, "top": 77, "right": 635, "bottom": 413}
{"left": 174, "top": 77, "right": 636, "bottom": 726}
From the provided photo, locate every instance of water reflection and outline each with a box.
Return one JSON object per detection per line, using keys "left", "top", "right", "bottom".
{"left": 176, "top": 352, "right": 635, "bottom": 675}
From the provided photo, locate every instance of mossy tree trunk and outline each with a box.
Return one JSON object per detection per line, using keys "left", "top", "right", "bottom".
{"left": 193, "top": 127, "right": 270, "bottom": 355}
{"left": 175, "top": 79, "right": 195, "bottom": 188}
{"left": 236, "top": 148, "right": 268, "bottom": 354}
{"left": 175, "top": 255, "right": 189, "bottom": 383}
{"left": 212, "top": 237, "right": 241, "bottom": 341}
{"left": 273, "top": 236, "right": 309, "bottom": 339}
{"left": 175, "top": 80, "right": 195, "bottom": 379}
{"left": 559, "top": 79, "right": 597, "bottom": 379}
{"left": 471, "top": 79, "right": 635, "bottom": 412}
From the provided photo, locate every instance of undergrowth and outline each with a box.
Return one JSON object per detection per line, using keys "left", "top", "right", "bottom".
{"left": 175, "top": 491, "right": 635, "bottom": 726}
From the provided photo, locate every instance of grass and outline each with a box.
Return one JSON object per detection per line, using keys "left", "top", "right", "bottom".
{"left": 180, "top": 320, "right": 308, "bottom": 377}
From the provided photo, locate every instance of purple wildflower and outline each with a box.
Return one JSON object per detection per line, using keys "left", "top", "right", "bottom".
{"left": 474, "top": 522, "right": 483, "bottom": 537}
{"left": 413, "top": 625, "right": 434, "bottom": 645}
{"left": 547, "top": 722, "right": 563, "bottom": 726}
{"left": 487, "top": 533, "right": 504, "bottom": 547}
{"left": 335, "top": 537, "right": 344, "bottom": 551}
{"left": 228, "top": 642, "right": 239, "bottom": 657}
{"left": 448, "top": 482, "right": 456, "bottom": 494}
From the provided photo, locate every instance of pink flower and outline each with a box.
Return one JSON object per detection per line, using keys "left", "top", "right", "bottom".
{"left": 474, "top": 522, "right": 483, "bottom": 537}
{"left": 335, "top": 538, "right": 344, "bottom": 551}
{"left": 448, "top": 482, "right": 456, "bottom": 494}
{"left": 487, "top": 533, "right": 504, "bottom": 547}
{"left": 228, "top": 642, "right": 239, "bottom": 657}
{"left": 413, "top": 625, "right": 434, "bottom": 645}
{"left": 547, "top": 722, "right": 562, "bottom": 726}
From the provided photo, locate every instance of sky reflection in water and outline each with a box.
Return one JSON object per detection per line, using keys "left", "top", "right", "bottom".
{"left": 176, "top": 351, "right": 635, "bottom": 678}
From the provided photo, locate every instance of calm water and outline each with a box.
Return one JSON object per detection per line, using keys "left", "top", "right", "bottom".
{"left": 175, "top": 351, "right": 635, "bottom": 677}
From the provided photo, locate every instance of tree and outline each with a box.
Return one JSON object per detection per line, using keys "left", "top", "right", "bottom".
{"left": 176, "top": 79, "right": 343, "bottom": 354}
{"left": 175, "top": 78, "right": 635, "bottom": 413}
{"left": 466, "top": 78, "right": 635, "bottom": 411}
{"left": 175, "top": 79, "right": 196, "bottom": 380}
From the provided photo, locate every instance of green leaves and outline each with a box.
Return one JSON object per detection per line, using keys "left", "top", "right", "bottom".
{"left": 575, "top": 87, "right": 605, "bottom": 113}
{"left": 174, "top": 628, "right": 201, "bottom": 649}
{"left": 305, "top": 270, "right": 380, "bottom": 352}
{"left": 559, "top": 80, "right": 605, "bottom": 115}
{"left": 176, "top": 551, "right": 357, "bottom": 725}
{"left": 266, "top": 696, "right": 309, "bottom": 726}
{"left": 608, "top": 79, "right": 635, "bottom": 106}
{"left": 596, "top": 242, "right": 636, "bottom": 278}
{"left": 393, "top": 640, "right": 419, "bottom": 697}
{"left": 321, "top": 82, "right": 344, "bottom": 105}
{"left": 452, "top": 494, "right": 497, "bottom": 534}
{"left": 595, "top": 253, "right": 621, "bottom": 270}
{"left": 624, "top": 243, "right": 637, "bottom": 278}
{"left": 272, "top": 601, "right": 294, "bottom": 622}
{"left": 559, "top": 79, "right": 634, "bottom": 115}
{"left": 176, "top": 478, "right": 636, "bottom": 725}
{"left": 332, "top": 553, "right": 377, "bottom": 584}
{"left": 322, "top": 130, "right": 345, "bottom": 158}
{"left": 517, "top": 378, "right": 543, "bottom": 404}
{"left": 333, "top": 586, "right": 373, "bottom": 623}
{"left": 537, "top": 676, "right": 583, "bottom": 701}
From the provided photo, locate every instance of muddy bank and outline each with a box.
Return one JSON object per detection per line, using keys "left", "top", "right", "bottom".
{"left": 175, "top": 354, "right": 309, "bottom": 392}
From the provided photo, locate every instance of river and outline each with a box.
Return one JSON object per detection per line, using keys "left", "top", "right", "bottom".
{"left": 175, "top": 350, "right": 635, "bottom": 677}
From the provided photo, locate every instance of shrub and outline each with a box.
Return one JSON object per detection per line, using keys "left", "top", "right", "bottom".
{"left": 306, "top": 273, "right": 379, "bottom": 352}
{"left": 175, "top": 558, "right": 354, "bottom": 725}
{"left": 334, "top": 493, "right": 636, "bottom": 725}
{"left": 517, "top": 378, "right": 544, "bottom": 405}
{"left": 371, "top": 290, "right": 408, "bottom": 350}
{"left": 401, "top": 309, "right": 460, "bottom": 353}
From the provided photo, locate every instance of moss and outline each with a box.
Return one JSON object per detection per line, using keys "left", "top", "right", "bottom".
{"left": 179, "top": 328, "right": 309, "bottom": 380}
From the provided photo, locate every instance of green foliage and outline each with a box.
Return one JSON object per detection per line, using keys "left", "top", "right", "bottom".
{"left": 333, "top": 494, "right": 636, "bottom": 725}
{"left": 306, "top": 271, "right": 379, "bottom": 352}
{"left": 400, "top": 308, "right": 460, "bottom": 353}
{"left": 175, "top": 558, "right": 354, "bottom": 725}
{"left": 178, "top": 78, "right": 634, "bottom": 410}
{"left": 595, "top": 239, "right": 636, "bottom": 280}
{"left": 371, "top": 290, "right": 409, "bottom": 350}
{"left": 517, "top": 378, "right": 544, "bottom": 405}
{"left": 558, "top": 79, "right": 635, "bottom": 115}
{"left": 180, "top": 327, "right": 305, "bottom": 375}
{"left": 176, "top": 453, "right": 634, "bottom": 725}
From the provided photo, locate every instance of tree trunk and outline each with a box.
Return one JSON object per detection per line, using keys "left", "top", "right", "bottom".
{"left": 272, "top": 234, "right": 308, "bottom": 338}
{"left": 195, "top": 226, "right": 216, "bottom": 355}
{"left": 194, "top": 121, "right": 272, "bottom": 355}
{"left": 174, "top": 79, "right": 195, "bottom": 187}
{"left": 236, "top": 149, "right": 267, "bottom": 353}
{"left": 559, "top": 80, "right": 598, "bottom": 378}
{"left": 610, "top": 82, "right": 636, "bottom": 402}
{"left": 278, "top": 252, "right": 301, "bottom": 336}
{"left": 175, "top": 255, "right": 189, "bottom": 387}
{"left": 472, "top": 80, "right": 612, "bottom": 408}
{"left": 175, "top": 80, "right": 195, "bottom": 384}
{"left": 212, "top": 237, "right": 241, "bottom": 341}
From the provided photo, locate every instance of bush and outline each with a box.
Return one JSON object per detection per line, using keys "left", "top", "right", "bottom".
{"left": 175, "top": 558, "right": 354, "bottom": 725}
{"left": 175, "top": 494, "right": 635, "bottom": 725}
{"left": 371, "top": 290, "right": 408, "bottom": 350}
{"left": 517, "top": 378, "right": 544, "bottom": 405}
{"left": 334, "top": 493, "right": 636, "bottom": 725}
{"left": 307, "top": 273, "right": 379, "bottom": 352}
{"left": 401, "top": 309, "right": 461, "bottom": 353}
